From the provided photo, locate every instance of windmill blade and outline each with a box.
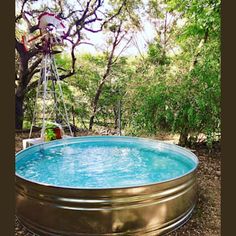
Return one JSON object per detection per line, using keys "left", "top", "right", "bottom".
{"left": 22, "top": 12, "right": 68, "bottom": 51}
{"left": 38, "top": 12, "right": 66, "bottom": 37}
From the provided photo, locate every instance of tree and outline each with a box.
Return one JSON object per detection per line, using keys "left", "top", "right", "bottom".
{"left": 89, "top": 20, "right": 129, "bottom": 130}
{"left": 121, "top": 0, "right": 220, "bottom": 146}
{"left": 167, "top": 0, "right": 220, "bottom": 145}
{"left": 15, "top": 0, "right": 126, "bottom": 129}
{"left": 88, "top": 0, "right": 142, "bottom": 130}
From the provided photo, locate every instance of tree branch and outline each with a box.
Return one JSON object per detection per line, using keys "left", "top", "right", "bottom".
{"left": 77, "top": 0, "right": 126, "bottom": 34}
{"left": 26, "top": 57, "right": 42, "bottom": 82}
{"left": 189, "top": 28, "right": 209, "bottom": 72}
{"left": 112, "top": 36, "right": 132, "bottom": 64}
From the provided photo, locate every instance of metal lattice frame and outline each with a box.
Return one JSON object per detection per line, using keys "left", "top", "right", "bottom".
{"left": 29, "top": 52, "right": 73, "bottom": 139}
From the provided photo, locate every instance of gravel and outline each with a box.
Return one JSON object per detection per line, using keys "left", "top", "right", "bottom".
{"left": 15, "top": 133, "right": 221, "bottom": 236}
{"left": 166, "top": 148, "right": 221, "bottom": 236}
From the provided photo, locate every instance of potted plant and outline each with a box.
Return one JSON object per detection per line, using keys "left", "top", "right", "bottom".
{"left": 44, "top": 123, "right": 63, "bottom": 141}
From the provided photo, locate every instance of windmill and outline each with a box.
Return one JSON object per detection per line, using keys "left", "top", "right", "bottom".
{"left": 22, "top": 12, "right": 73, "bottom": 148}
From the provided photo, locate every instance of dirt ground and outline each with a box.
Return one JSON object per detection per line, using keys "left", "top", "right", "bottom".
{"left": 15, "top": 132, "right": 221, "bottom": 236}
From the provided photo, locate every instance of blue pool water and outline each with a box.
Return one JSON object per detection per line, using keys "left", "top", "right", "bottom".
{"left": 15, "top": 136, "right": 198, "bottom": 188}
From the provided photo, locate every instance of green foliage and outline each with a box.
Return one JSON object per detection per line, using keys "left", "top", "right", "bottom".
{"left": 44, "top": 123, "right": 60, "bottom": 141}
{"left": 21, "top": 0, "right": 220, "bottom": 147}
{"left": 45, "top": 128, "right": 56, "bottom": 141}
{"left": 147, "top": 42, "right": 170, "bottom": 66}
{"left": 122, "top": 0, "right": 220, "bottom": 146}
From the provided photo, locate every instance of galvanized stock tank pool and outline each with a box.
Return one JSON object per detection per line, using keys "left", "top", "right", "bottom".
{"left": 15, "top": 136, "right": 198, "bottom": 235}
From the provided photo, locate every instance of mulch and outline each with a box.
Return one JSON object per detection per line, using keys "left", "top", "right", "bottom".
{"left": 15, "top": 132, "right": 221, "bottom": 236}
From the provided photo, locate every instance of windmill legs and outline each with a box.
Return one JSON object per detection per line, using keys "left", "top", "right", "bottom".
{"left": 29, "top": 53, "right": 73, "bottom": 140}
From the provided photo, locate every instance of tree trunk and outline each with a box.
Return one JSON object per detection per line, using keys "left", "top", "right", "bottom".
{"left": 15, "top": 94, "right": 25, "bottom": 129}
{"left": 89, "top": 114, "right": 95, "bottom": 130}
{"left": 88, "top": 20, "right": 124, "bottom": 131}
{"left": 89, "top": 80, "right": 105, "bottom": 130}
{"left": 114, "top": 106, "right": 118, "bottom": 129}
{"left": 178, "top": 128, "right": 189, "bottom": 146}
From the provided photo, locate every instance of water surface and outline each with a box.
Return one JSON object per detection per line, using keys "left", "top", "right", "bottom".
{"left": 16, "top": 137, "right": 197, "bottom": 188}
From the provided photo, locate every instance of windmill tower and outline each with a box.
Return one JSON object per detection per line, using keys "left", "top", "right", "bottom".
{"left": 22, "top": 12, "right": 73, "bottom": 148}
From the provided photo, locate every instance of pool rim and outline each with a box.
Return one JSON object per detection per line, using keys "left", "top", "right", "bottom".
{"left": 15, "top": 135, "right": 199, "bottom": 191}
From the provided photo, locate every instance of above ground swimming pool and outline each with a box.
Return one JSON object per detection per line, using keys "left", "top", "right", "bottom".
{"left": 15, "top": 136, "right": 199, "bottom": 235}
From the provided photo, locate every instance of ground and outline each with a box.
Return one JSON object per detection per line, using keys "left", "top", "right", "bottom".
{"left": 15, "top": 132, "right": 221, "bottom": 236}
